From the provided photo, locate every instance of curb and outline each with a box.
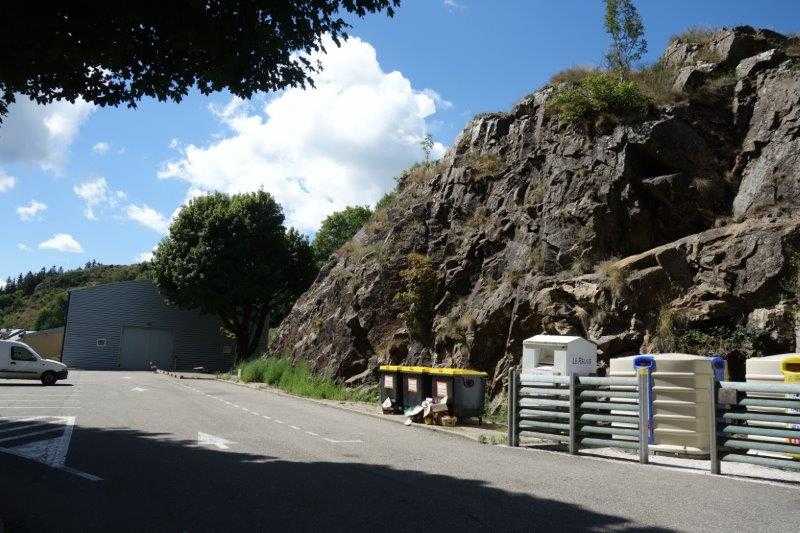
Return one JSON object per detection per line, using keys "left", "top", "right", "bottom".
{"left": 169, "top": 373, "right": 504, "bottom": 444}
{"left": 155, "top": 369, "right": 214, "bottom": 380}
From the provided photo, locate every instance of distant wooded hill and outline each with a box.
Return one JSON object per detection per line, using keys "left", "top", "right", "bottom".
{"left": 0, "top": 261, "right": 149, "bottom": 330}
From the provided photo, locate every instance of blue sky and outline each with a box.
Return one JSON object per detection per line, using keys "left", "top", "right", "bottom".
{"left": 1, "top": 0, "right": 799, "bottom": 283}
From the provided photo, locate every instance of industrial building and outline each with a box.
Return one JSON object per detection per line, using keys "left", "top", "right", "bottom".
{"left": 61, "top": 280, "right": 234, "bottom": 371}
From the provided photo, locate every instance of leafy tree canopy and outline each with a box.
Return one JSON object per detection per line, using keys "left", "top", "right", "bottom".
{"left": 0, "top": 1, "right": 399, "bottom": 119}
{"left": 272, "top": 228, "right": 319, "bottom": 325}
{"left": 151, "top": 191, "right": 314, "bottom": 361}
{"left": 604, "top": 0, "right": 647, "bottom": 71}
{"left": 312, "top": 205, "right": 373, "bottom": 264}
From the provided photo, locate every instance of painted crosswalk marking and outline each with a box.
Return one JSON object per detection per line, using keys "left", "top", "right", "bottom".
{"left": 0, "top": 416, "right": 100, "bottom": 481}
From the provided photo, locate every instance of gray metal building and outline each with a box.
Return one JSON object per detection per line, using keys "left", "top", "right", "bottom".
{"left": 61, "top": 280, "right": 234, "bottom": 371}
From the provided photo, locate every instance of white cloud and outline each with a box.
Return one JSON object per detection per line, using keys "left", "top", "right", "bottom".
{"left": 39, "top": 233, "right": 83, "bottom": 253}
{"left": 135, "top": 249, "right": 155, "bottom": 263}
{"left": 0, "top": 279, "right": 5, "bottom": 290}
{"left": 168, "top": 138, "right": 180, "bottom": 149}
{"left": 73, "top": 177, "right": 125, "bottom": 220}
{"left": 92, "top": 141, "right": 110, "bottom": 155}
{"left": 126, "top": 204, "right": 170, "bottom": 234}
{"left": 158, "top": 36, "right": 446, "bottom": 232}
{"left": 0, "top": 170, "right": 15, "bottom": 192}
{"left": 444, "top": 0, "right": 466, "bottom": 11}
{"left": 0, "top": 96, "right": 93, "bottom": 172}
{"left": 16, "top": 200, "right": 47, "bottom": 221}
{"left": 17, "top": 243, "right": 31, "bottom": 252}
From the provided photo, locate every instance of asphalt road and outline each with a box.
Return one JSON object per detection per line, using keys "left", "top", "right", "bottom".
{"left": 0, "top": 371, "right": 797, "bottom": 532}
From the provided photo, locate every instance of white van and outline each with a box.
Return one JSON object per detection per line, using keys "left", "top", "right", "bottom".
{"left": 0, "top": 339, "right": 69, "bottom": 385}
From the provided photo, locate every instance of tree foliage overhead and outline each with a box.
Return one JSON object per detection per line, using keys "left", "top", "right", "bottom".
{"left": 312, "top": 205, "right": 373, "bottom": 264}
{"left": 603, "top": 0, "right": 647, "bottom": 71}
{"left": 0, "top": 1, "right": 400, "bottom": 119}
{"left": 151, "top": 191, "right": 316, "bottom": 361}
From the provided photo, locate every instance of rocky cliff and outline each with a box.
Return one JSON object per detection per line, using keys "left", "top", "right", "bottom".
{"left": 276, "top": 27, "right": 800, "bottom": 392}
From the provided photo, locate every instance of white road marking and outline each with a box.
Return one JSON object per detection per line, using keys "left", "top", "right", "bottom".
{"left": 197, "top": 432, "right": 233, "bottom": 450}
{"left": 0, "top": 428, "right": 63, "bottom": 444}
{"left": 0, "top": 400, "right": 81, "bottom": 402}
{"left": 131, "top": 387, "right": 147, "bottom": 392}
{"left": 122, "top": 376, "right": 132, "bottom": 380}
{"left": 169, "top": 381, "right": 365, "bottom": 445}
{"left": 0, "top": 406, "right": 82, "bottom": 409}
{"left": 0, "top": 416, "right": 100, "bottom": 481}
{"left": 0, "top": 422, "right": 51, "bottom": 434}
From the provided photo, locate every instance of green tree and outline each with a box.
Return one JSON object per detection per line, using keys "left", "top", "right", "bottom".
{"left": 152, "top": 191, "right": 291, "bottom": 362}
{"left": 0, "top": 2, "right": 400, "bottom": 120}
{"left": 312, "top": 206, "right": 373, "bottom": 264}
{"left": 420, "top": 134, "right": 434, "bottom": 161}
{"left": 604, "top": 0, "right": 647, "bottom": 72}
{"left": 271, "top": 229, "right": 319, "bottom": 325}
{"left": 33, "top": 292, "right": 69, "bottom": 330}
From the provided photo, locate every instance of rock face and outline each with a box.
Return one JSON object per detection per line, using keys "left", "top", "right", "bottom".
{"left": 276, "top": 27, "right": 800, "bottom": 390}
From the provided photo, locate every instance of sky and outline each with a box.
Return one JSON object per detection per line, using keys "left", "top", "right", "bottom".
{"left": 1, "top": 0, "right": 799, "bottom": 283}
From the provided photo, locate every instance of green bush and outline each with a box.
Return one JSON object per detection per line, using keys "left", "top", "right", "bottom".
{"left": 550, "top": 71, "right": 649, "bottom": 124}
{"left": 236, "top": 356, "right": 377, "bottom": 403}
{"left": 394, "top": 253, "right": 437, "bottom": 344}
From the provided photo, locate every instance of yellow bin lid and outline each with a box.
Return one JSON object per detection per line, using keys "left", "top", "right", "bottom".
{"left": 780, "top": 355, "right": 800, "bottom": 379}
{"left": 379, "top": 365, "right": 487, "bottom": 378}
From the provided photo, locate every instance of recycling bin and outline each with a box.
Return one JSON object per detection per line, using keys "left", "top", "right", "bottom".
{"left": 401, "top": 368, "right": 431, "bottom": 410}
{"left": 781, "top": 356, "right": 800, "bottom": 450}
{"left": 745, "top": 354, "right": 800, "bottom": 456}
{"left": 611, "top": 353, "right": 723, "bottom": 455}
{"left": 429, "top": 368, "right": 488, "bottom": 421}
{"left": 378, "top": 366, "right": 403, "bottom": 413}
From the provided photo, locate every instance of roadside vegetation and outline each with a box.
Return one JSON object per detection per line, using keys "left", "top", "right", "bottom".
{"left": 235, "top": 356, "right": 377, "bottom": 403}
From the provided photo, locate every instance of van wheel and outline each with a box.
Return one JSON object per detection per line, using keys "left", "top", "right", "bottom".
{"left": 41, "top": 372, "right": 56, "bottom": 386}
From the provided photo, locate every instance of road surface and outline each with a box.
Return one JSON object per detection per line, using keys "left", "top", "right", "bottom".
{"left": 0, "top": 371, "right": 796, "bottom": 532}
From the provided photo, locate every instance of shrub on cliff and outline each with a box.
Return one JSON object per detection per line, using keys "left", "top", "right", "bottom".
{"left": 550, "top": 71, "right": 649, "bottom": 124}
{"left": 394, "top": 253, "right": 437, "bottom": 344}
{"left": 313, "top": 206, "right": 373, "bottom": 264}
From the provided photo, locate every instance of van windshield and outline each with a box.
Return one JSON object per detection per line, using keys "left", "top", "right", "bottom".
{"left": 10, "top": 346, "right": 39, "bottom": 361}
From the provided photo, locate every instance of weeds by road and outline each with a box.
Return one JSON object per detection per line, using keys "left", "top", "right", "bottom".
{"left": 232, "top": 357, "right": 378, "bottom": 403}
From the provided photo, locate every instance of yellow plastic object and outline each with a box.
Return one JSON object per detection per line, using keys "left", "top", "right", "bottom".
{"left": 779, "top": 356, "right": 800, "bottom": 451}
{"left": 379, "top": 365, "right": 488, "bottom": 378}
{"left": 780, "top": 356, "right": 800, "bottom": 379}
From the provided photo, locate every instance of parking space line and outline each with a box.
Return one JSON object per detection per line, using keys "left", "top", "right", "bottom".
{"left": 0, "top": 428, "right": 63, "bottom": 444}
{"left": 0, "top": 421, "right": 52, "bottom": 434}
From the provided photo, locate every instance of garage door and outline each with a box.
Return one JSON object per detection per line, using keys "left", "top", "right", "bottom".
{"left": 120, "top": 327, "right": 174, "bottom": 370}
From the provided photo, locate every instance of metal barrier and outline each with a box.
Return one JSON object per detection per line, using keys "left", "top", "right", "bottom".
{"left": 508, "top": 368, "right": 651, "bottom": 463}
{"left": 711, "top": 380, "right": 800, "bottom": 474}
